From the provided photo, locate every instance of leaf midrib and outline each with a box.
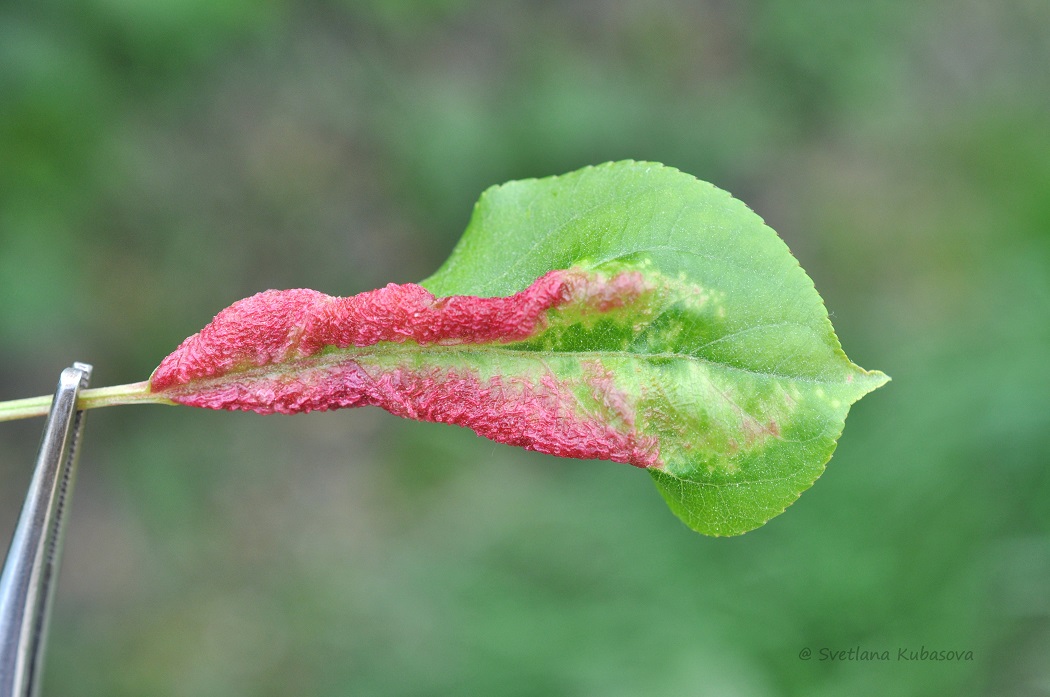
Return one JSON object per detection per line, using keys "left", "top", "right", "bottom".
{"left": 159, "top": 341, "right": 857, "bottom": 394}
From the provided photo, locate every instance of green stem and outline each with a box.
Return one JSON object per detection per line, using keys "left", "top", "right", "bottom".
{"left": 0, "top": 381, "right": 173, "bottom": 423}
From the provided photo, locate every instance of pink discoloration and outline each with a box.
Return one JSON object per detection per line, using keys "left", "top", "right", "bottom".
{"left": 582, "top": 360, "right": 636, "bottom": 428}
{"left": 577, "top": 271, "right": 652, "bottom": 313}
{"left": 152, "top": 269, "right": 649, "bottom": 391}
{"left": 149, "top": 268, "right": 661, "bottom": 468}
{"left": 740, "top": 414, "right": 782, "bottom": 447}
{"left": 161, "top": 363, "right": 661, "bottom": 468}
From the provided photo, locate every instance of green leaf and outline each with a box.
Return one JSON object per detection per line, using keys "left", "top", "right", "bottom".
{"left": 423, "top": 160, "right": 888, "bottom": 535}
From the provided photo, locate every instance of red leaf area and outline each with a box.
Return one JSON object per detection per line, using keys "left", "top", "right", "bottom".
{"left": 151, "top": 270, "right": 661, "bottom": 468}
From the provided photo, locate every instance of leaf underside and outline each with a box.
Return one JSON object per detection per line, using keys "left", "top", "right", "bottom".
{"left": 151, "top": 161, "right": 888, "bottom": 536}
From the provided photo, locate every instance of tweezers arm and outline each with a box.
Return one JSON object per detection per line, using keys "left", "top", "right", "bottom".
{"left": 0, "top": 363, "right": 92, "bottom": 697}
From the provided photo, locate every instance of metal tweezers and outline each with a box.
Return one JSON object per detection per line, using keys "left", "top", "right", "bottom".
{"left": 0, "top": 363, "right": 92, "bottom": 697}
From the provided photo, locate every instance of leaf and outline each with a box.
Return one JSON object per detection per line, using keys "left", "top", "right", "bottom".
{"left": 149, "top": 161, "right": 888, "bottom": 536}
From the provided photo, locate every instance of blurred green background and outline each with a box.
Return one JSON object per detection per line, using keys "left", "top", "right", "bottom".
{"left": 2, "top": 1, "right": 1048, "bottom": 695}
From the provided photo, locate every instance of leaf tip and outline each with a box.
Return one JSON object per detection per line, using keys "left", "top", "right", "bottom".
{"left": 845, "top": 364, "right": 891, "bottom": 404}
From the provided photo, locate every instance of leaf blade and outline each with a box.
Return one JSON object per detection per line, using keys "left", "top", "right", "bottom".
{"left": 151, "top": 160, "right": 888, "bottom": 535}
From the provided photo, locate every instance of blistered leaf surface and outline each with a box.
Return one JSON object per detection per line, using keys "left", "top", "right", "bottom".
{"left": 151, "top": 161, "right": 887, "bottom": 535}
